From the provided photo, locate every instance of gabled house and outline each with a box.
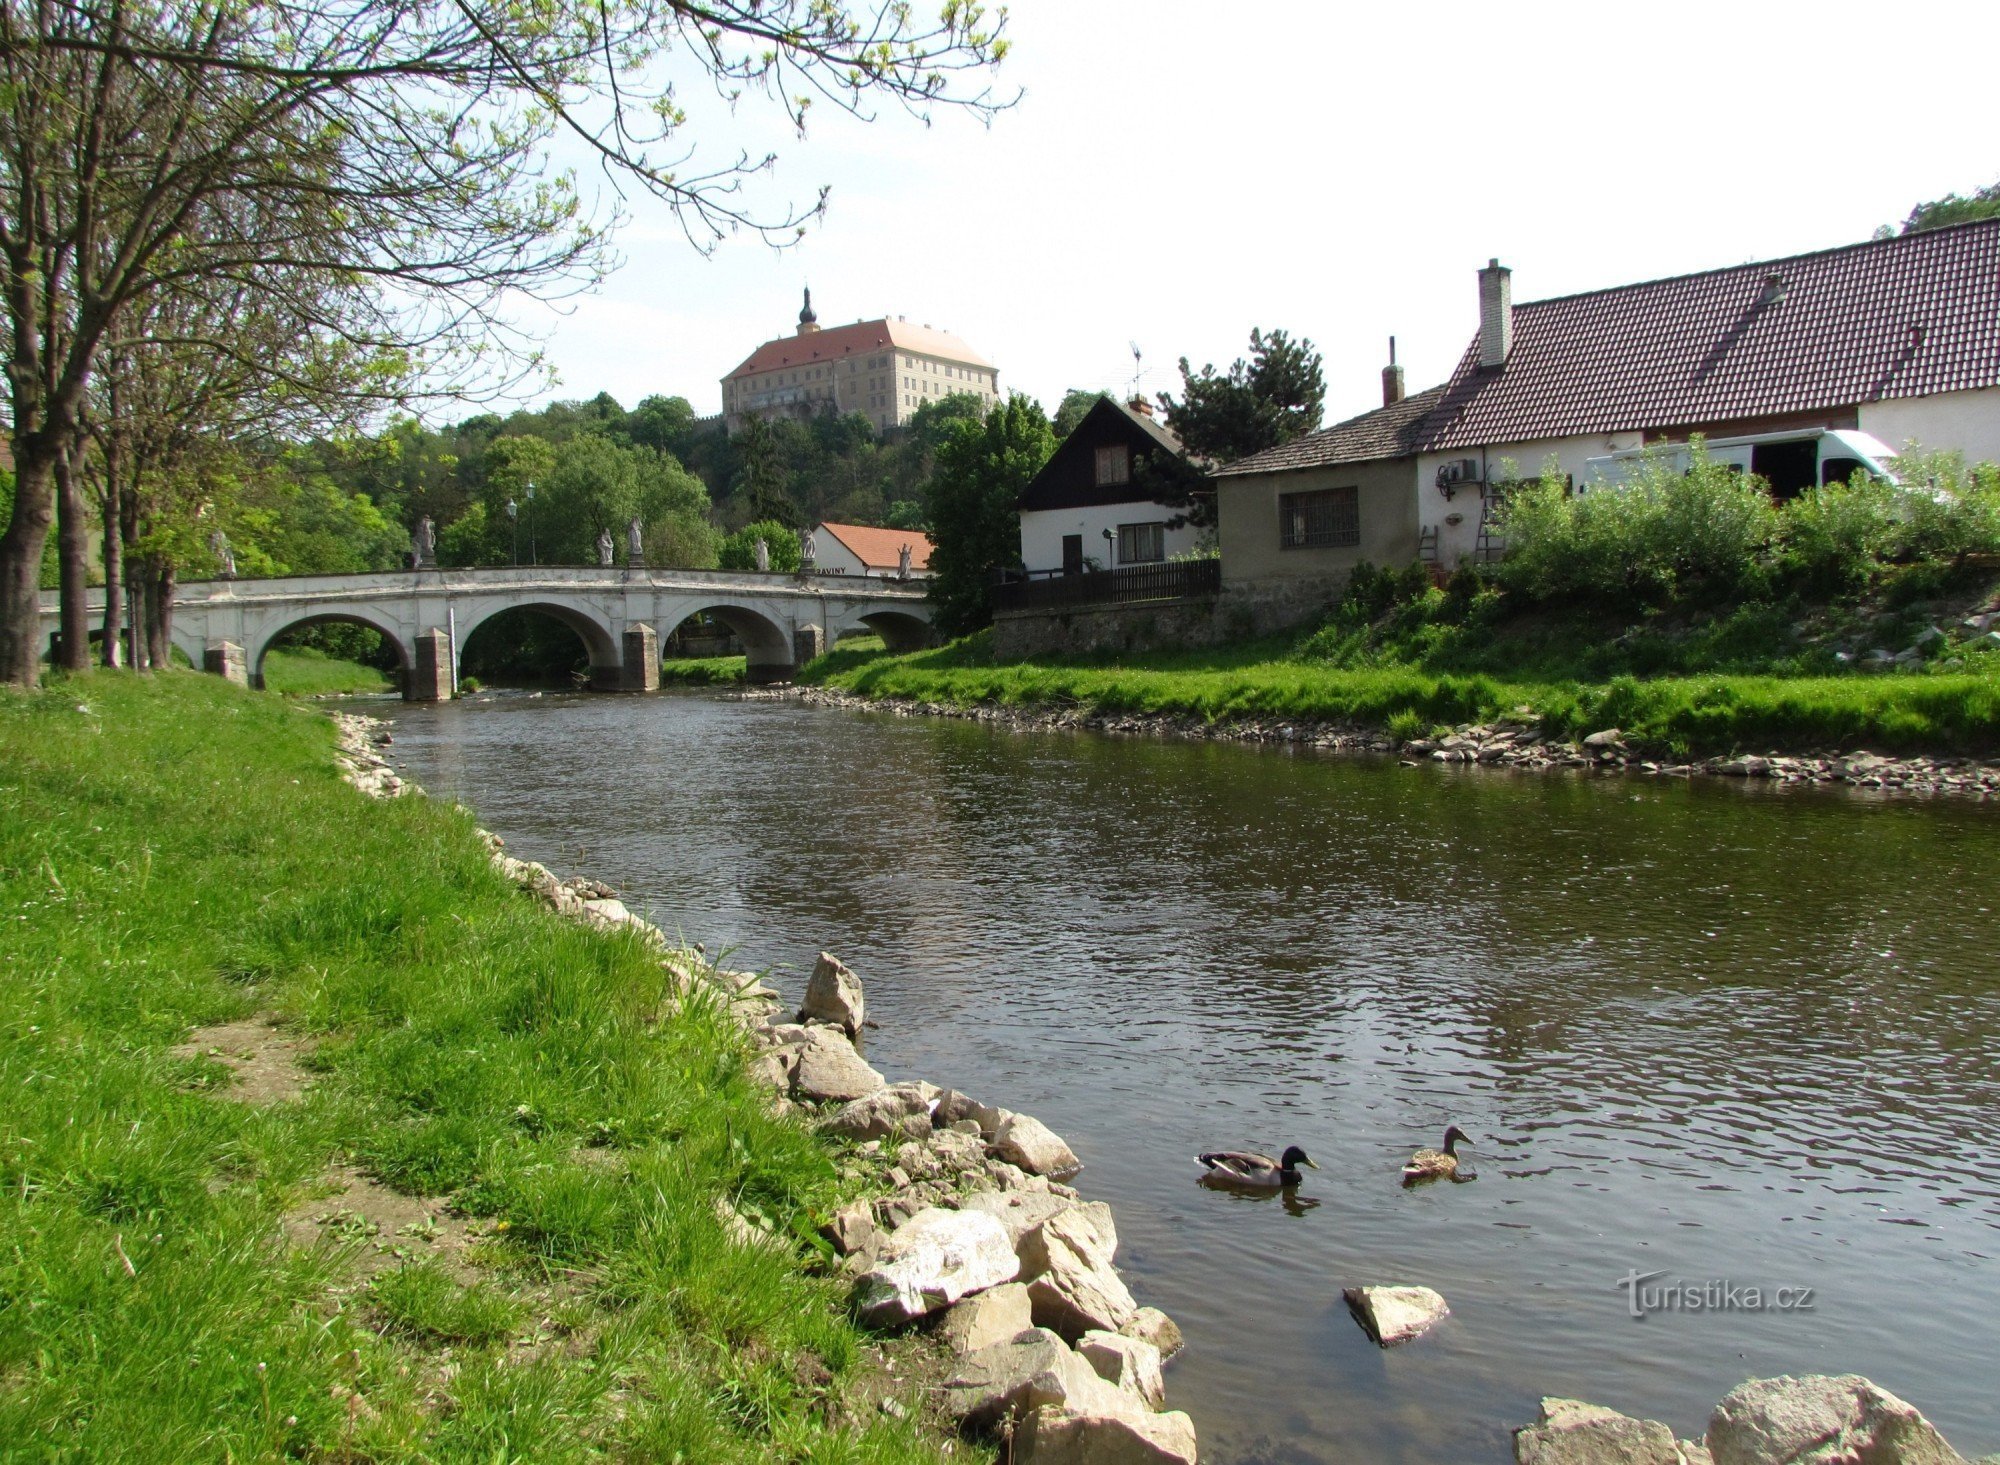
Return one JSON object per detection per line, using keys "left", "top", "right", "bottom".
{"left": 1213, "top": 357, "right": 1442, "bottom": 598}
{"left": 1016, "top": 397, "right": 1202, "bottom": 576}
{"left": 1216, "top": 217, "right": 2000, "bottom": 585}
{"left": 811, "top": 521, "right": 933, "bottom": 580}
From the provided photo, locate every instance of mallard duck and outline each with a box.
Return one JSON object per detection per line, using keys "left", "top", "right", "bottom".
{"left": 1197, "top": 1146, "right": 1318, "bottom": 1188}
{"left": 1402, "top": 1125, "right": 1472, "bottom": 1183}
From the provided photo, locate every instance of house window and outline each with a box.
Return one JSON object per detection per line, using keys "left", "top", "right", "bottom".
{"left": 1117, "top": 522, "right": 1165, "bottom": 564}
{"left": 1280, "top": 487, "right": 1360, "bottom": 549}
{"left": 1095, "top": 445, "right": 1131, "bottom": 487}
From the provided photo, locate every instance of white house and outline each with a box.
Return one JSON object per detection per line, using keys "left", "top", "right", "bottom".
{"left": 1016, "top": 397, "right": 1202, "bottom": 575}
{"left": 810, "top": 521, "right": 933, "bottom": 580}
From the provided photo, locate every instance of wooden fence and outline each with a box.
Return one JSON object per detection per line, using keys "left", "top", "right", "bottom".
{"left": 992, "top": 558, "right": 1221, "bottom": 613}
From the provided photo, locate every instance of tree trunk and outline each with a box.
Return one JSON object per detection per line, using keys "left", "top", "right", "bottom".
{"left": 0, "top": 448, "right": 57, "bottom": 685}
{"left": 99, "top": 484, "right": 122, "bottom": 667}
{"left": 54, "top": 446, "right": 90, "bottom": 673}
{"left": 145, "top": 560, "right": 175, "bottom": 668}
{"left": 120, "top": 481, "right": 146, "bottom": 670}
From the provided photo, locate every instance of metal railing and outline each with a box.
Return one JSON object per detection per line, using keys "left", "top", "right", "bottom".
{"left": 992, "top": 558, "right": 1220, "bottom": 613}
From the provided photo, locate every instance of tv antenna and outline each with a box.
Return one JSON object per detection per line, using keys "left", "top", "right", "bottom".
{"left": 1128, "top": 341, "right": 1143, "bottom": 399}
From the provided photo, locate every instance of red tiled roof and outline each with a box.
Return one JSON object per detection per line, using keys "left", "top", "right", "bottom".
{"left": 724, "top": 318, "right": 994, "bottom": 380}
{"left": 1418, "top": 218, "right": 2000, "bottom": 452}
{"left": 1213, "top": 386, "right": 1446, "bottom": 476}
{"left": 818, "top": 521, "right": 933, "bottom": 571}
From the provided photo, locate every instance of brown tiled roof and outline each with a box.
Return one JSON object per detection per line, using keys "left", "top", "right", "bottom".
{"left": 1418, "top": 218, "right": 2000, "bottom": 452}
{"left": 1212, "top": 386, "right": 1446, "bottom": 476}
{"left": 818, "top": 521, "right": 934, "bottom": 571}
{"left": 724, "top": 318, "right": 993, "bottom": 380}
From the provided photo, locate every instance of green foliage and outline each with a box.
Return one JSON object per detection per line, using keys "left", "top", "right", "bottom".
{"left": 1159, "top": 327, "right": 1325, "bottom": 465}
{"left": 718, "top": 519, "right": 801, "bottom": 573}
{"left": 1053, "top": 388, "right": 1112, "bottom": 438}
{"left": 926, "top": 396, "right": 1056, "bottom": 637}
{"left": 0, "top": 675, "right": 975, "bottom": 1462}
{"left": 1493, "top": 445, "right": 1778, "bottom": 606}
{"left": 1898, "top": 178, "right": 2000, "bottom": 233}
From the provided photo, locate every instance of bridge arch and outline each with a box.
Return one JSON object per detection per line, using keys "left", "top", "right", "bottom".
{"left": 453, "top": 595, "right": 623, "bottom": 687}
{"left": 845, "top": 608, "right": 933, "bottom": 653}
{"left": 246, "top": 608, "right": 413, "bottom": 690}
{"left": 659, "top": 599, "right": 796, "bottom": 683}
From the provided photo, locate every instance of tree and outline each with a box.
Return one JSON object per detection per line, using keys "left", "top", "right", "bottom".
{"left": 719, "top": 520, "right": 801, "bottom": 573}
{"left": 1158, "top": 328, "right": 1326, "bottom": 466}
{"left": 1054, "top": 389, "right": 1112, "bottom": 438}
{"left": 926, "top": 396, "right": 1055, "bottom": 637}
{"left": 1897, "top": 179, "right": 2000, "bottom": 233}
{"left": 0, "top": 0, "right": 1013, "bottom": 685}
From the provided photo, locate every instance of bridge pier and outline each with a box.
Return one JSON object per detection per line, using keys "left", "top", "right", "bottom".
{"left": 794, "top": 625, "right": 826, "bottom": 666}
{"left": 203, "top": 641, "right": 249, "bottom": 687}
{"left": 407, "top": 628, "right": 453, "bottom": 702}
{"left": 621, "top": 623, "right": 659, "bottom": 692}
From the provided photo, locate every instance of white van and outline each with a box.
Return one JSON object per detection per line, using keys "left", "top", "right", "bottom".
{"left": 1581, "top": 428, "right": 1900, "bottom": 500}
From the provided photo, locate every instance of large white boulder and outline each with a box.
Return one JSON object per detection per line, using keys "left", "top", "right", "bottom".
{"left": 1514, "top": 1397, "right": 1689, "bottom": 1465}
{"left": 798, "top": 950, "right": 866, "bottom": 1037}
{"left": 852, "top": 1207, "right": 1019, "bottom": 1325}
{"left": 941, "top": 1326, "right": 1130, "bottom": 1431}
{"left": 821, "top": 1083, "right": 934, "bottom": 1141}
{"left": 1707, "top": 1375, "right": 1968, "bottom": 1465}
{"left": 1020, "top": 1205, "right": 1138, "bottom": 1341}
{"left": 994, "top": 1112, "right": 1083, "bottom": 1178}
{"left": 1119, "top": 1307, "right": 1185, "bottom": 1362}
{"left": 1014, "top": 1405, "right": 1200, "bottom": 1464}
{"left": 939, "top": 1281, "right": 1035, "bottom": 1355}
{"left": 786, "top": 1026, "right": 885, "bottom": 1103}
{"left": 959, "top": 1189, "right": 1080, "bottom": 1247}
{"left": 1078, "top": 1329, "right": 1165, "bottom": 1410}
{"left": 1343, "top": 1285, "right": 1449, "bottom": 1346}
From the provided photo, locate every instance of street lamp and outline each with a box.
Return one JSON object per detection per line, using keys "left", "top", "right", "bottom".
{"left": 525, "top": 482, "right": 538, "bottom": 566}
{"left": 506, "top": 497, "right": 519, "bottom": 566}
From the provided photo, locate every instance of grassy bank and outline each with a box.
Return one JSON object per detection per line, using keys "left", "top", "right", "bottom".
{"left": 0, "top": 672, "right": 959, "bottom": 1462}
{"left": 261, "top": 647, "right": 395, "bottom": 696}
{"left": 802, "top": 619, "right": 2000, "bottom": 758}
{"left": 658, "top": 654, "right": 748, "bottom": 686}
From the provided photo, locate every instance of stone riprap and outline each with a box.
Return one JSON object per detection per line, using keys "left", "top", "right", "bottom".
{"left": 789, "top": 688, "right": 2000, "bottom": 799}
{"left": 1515, "top": 1375, "right": 1987, "bottom": 1465}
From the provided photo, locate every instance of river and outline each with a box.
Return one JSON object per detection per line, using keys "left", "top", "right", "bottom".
{"left": 372, "top": 688, "right": 2000, "bottom": 1463}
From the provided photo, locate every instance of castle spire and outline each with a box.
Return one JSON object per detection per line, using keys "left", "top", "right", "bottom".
{"left": 797, "top": 286, "right": 819, "bottom": 335}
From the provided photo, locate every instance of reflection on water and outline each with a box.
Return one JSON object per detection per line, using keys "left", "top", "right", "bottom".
{"left": 378, "top": 689, "right": 2000, "bottom": 1463}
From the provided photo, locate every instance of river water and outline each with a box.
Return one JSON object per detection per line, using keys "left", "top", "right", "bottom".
{"left": 373, "top": 689, "right": 2000, "bottom": 1463}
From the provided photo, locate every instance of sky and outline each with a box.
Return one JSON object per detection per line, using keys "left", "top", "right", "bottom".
{"left": 503, "top": 0, "right": 2000, "bottom": 432}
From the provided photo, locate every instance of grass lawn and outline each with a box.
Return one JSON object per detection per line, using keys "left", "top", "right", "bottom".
{"left": 0, "top": 671, "right": 962, "bottom": 1462}
{"left": 658, "top": 655, "right": 748, "bottom": 686}
{"left": 802, "top": 620, "right": 2000, "bottom": 759}
{"left": 261, "top": 647, "right": 394, "bottom": 697}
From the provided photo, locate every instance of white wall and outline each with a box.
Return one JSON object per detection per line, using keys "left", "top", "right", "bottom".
{"left": 1019, "top": 502, "right": 1203, "bottom": 575}
{"left": 812, "top": 535, "right": 869, "bottom": 577}
{"left": 1417, "top": 432, "right": 1643, "bottom": 564}
{"left": 1860, "top": 388, "right": 2000, "bottom": 469}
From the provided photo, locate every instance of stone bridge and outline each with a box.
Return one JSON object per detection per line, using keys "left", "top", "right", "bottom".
{"left": 35, "top": 565, "right": 934, "bottom": 698}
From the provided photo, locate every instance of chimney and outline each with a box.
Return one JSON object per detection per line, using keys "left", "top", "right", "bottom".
{"left": 1382, "top": 335, "right": 1406, "bottom": 406}
{"left": 1127, "top": 395, "right": 1155, "bottom": 418}
{"left": 1479, "top": 258, "right": 1512, "bottom": 369}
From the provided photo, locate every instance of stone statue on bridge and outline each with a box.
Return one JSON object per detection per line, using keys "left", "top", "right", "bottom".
{"left": 597, "top": 528, "right": 615, "bottom": 566}
{"left": 754, "top": 537, "right": 770, "bottom": 573}
{"left": 626, "top": 516, "right": 644, "bottom": 566}
{"left": 208, "top": 529, "right": 236, "bottom": 579}
{"left": 413, "top": 516, "right": 436, "bottom": 568}
{"left": 800, "top": 528, "right": 817, "bottom": 571}
{"left": 897, "top": 543, "right": 912, "bottom": 580}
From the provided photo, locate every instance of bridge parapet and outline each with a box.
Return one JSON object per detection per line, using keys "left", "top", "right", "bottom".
{"left": 35, "top": 564, "right": 932, "bottom": 699}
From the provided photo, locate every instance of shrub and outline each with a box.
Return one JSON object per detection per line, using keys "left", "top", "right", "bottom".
{"left": 1495, "top": 442, "right": 1777, "bottom": 608}
{"left": 1775, "top": 474, "right": 1902, "bottom": 593}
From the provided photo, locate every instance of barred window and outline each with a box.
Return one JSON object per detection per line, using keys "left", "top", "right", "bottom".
{"left": 1280, "top": 487, "right": 1360, "bottom": 549}
{"left": 1117, "top": 521, "right": 1165, "bottom": 564}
